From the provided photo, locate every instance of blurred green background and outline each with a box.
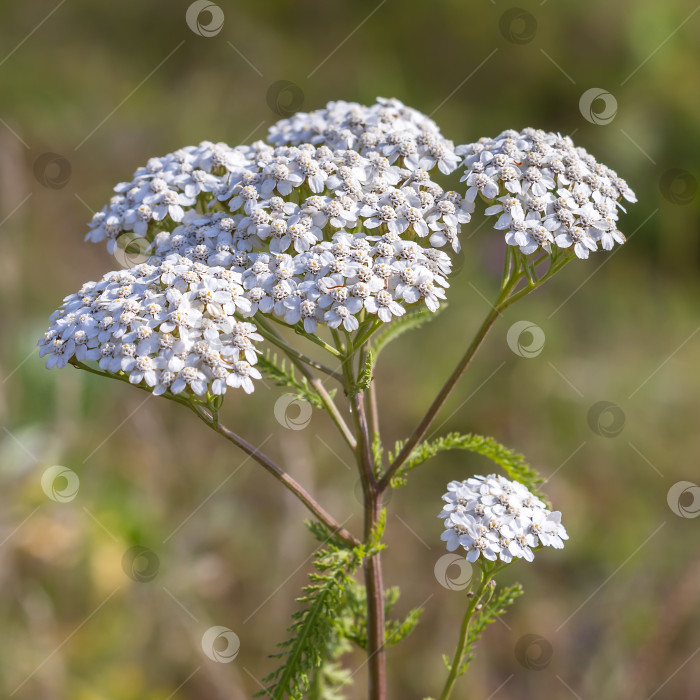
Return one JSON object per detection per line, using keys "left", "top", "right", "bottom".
{"left": 1, "top": 0, "right": 699, "bottom": 698}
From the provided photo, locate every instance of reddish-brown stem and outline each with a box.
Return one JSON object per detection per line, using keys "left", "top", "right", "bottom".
{"left": 192, "top": 406, "right": 360, "bottom": 548}
{"left": 351, "top": 390, "right": 386, "bottom": 700}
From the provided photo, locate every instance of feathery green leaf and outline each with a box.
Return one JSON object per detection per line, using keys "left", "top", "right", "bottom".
{"left": 348, "top": 350, "right": 375, "bottom": 397}
{"left": 390, "top": 432, "right": 547, "bottom": 499}
{"left": 258, "top": 544, "right": 358, "bottom": 699}
{"left": 260, "top": 520, "right": 386, "bottom": 699}
{"left": 258, "top": 352, "right": 333, "bottom": 410}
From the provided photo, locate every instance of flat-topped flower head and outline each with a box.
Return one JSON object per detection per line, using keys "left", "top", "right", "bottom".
{"left": 38, "top": 255, "right": 263, "bottom": 399}
{"left": 458, "top": 128, "right": 636, "bottom": 259}
{"left": 45, "top": 106, "right": 637, "bottom": 407}
{"left": 268, "top": 98, "right": 461, "bottom": 175}
{"left": 439, "top": 474, "right": 568, "bottom": 564}
{"left": 112, "top": 142, "right": 468, "bottom": 334}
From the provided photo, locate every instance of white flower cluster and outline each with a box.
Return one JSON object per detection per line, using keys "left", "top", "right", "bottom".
{"left": 39, "top": 256, "right": 263, "bottom": 397}
{"left": 155, "top": 214, "right": 457, "bottom": 331}
{"left": 43, "top": 137, "right": 469, "bottom": 397}
{"left": 41, "top": 100, "right": 636, "bottom": 402}
{"left": 86, "top": 141, "right": 470, "bottom": 328}
{"left": 439, "top": 474, "right": 568, "bottom": 563}
{"left": 268, "top": 97, "right": 460, "bottom": 175}
{"left": 85, "top": 140, "right": 253, "bottom": 250}
{"left": 459, "top": 128, "right": 636, "bottom": 259}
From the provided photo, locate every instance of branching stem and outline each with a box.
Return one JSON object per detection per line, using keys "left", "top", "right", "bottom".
{"left": 68, "top": 359, "right": 359, "bottom": 548}
{"left": 378, "top": 252, "right": 574, "bottom": 491}
{"left": 191, "top": 405, "right": 360, "bottom": 548}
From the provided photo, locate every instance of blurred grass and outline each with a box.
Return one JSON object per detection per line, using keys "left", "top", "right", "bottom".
{"left": 1, "top": 0, "right": 699, "bottom": 698}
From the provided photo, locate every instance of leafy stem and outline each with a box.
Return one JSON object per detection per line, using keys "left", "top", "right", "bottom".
{"left": 338, "top": 335, "right": 387, "bottom": 700}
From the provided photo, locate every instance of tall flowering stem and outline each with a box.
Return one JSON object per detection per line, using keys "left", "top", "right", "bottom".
{"left": 39, "top": 100, "right": 635, "bottom": 700}
{"left": 353, "top": 390, "right": 387, "bottom": 699}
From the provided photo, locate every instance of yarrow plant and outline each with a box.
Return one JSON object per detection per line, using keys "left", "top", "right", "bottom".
{"left": 39, "top": 97, "right": 635, "bottom": 699}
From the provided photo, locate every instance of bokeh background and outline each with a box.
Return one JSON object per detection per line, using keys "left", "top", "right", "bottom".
{"left": 1, "top": 1, "right": 699, "bottom": 698}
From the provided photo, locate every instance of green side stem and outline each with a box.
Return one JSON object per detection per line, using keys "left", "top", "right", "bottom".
{"left": 438, "top": 568, "right": 492, "bottom": 700}
{"left": 378, "top": 251, "right": 575, "bottom": 491}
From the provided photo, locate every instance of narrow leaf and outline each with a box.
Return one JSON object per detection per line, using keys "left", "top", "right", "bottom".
{"left": 392, "top": 432, "right": 546, "bottom": 499}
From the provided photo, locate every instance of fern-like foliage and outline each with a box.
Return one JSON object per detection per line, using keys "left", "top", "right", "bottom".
{"left": 258, "top": 352, "right": 334, "bottom": 410}
{"left": 389, "top": 432, "right": 547, "bottom": 499}
{"left": 339, "top": 583, "right": 423, "bottom": 651}
{"left": 258, "top": 545, "right": 360, "bottom": 699}
{"left": 370, "top": 305, "right": 445, "bottom": 360}
{"left": 308, "top": 660, "right": 353, "bottom": 700}
{"left": 371, "top": 433, "right": 384, "bottom": 474}
{"left": 259, "top": 516, "right": 386, "bottom": 699}
{"left": 337, "top": 579, "right": 368, "bottom": 651}
{"left": 385, "top": 608, "right": 423, "bottom": 647}
{"left": 348, "top": 350, "right": 375, "bottom": 397}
